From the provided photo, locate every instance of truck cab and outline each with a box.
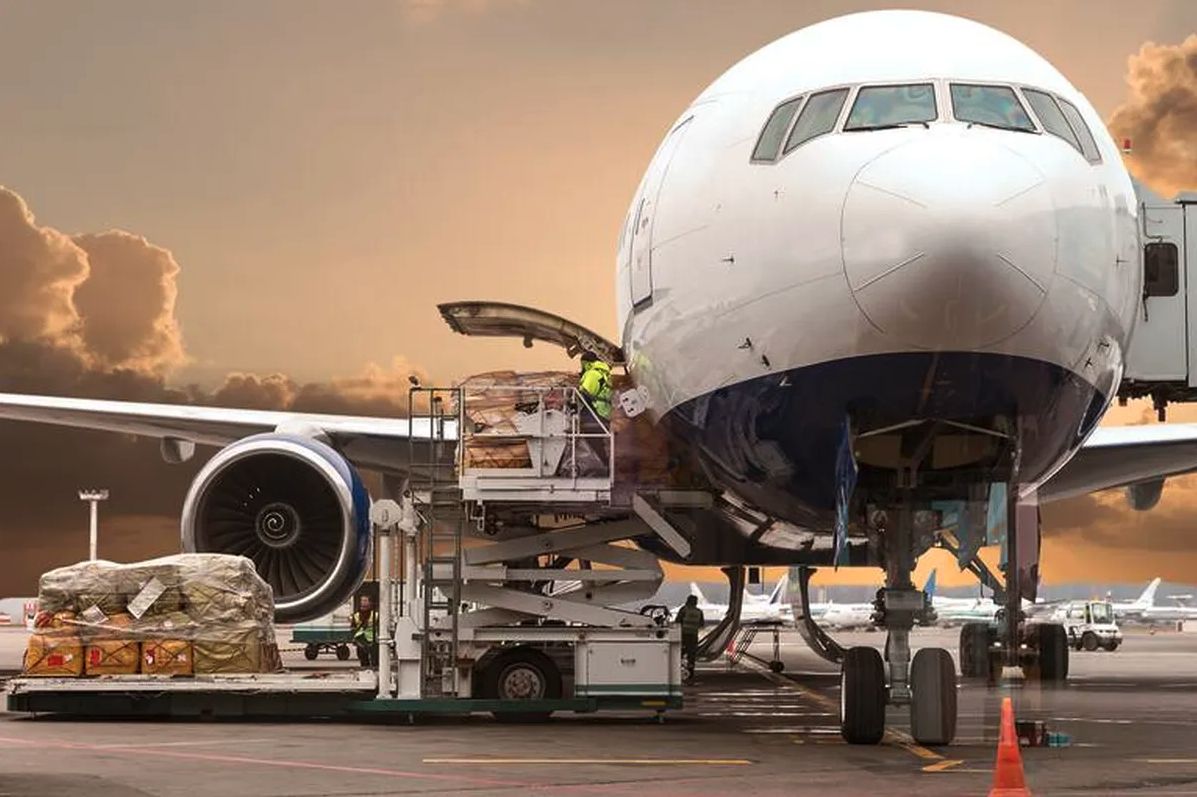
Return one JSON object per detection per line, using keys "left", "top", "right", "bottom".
{"left": 1056, "top": 600, "right": 1122, "bottom": 652}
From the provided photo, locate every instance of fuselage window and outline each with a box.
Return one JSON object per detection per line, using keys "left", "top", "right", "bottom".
{"left": 1022, "top": 89, "right": 1082, "bottom": 154}
{"left": 752, "top": 96, "right": 804, "bottom": 162}
{"left": 949, "top": 83, "right": 1035, "bottom": 131}
{"left": 1145, "top": 241, "right": 1180, "bottom": 297}
{"left": 783, "top": 88, "right": 849, "bottom": 153}
{"left": 1055, "top": 97, "right": 1103, "bottom": 163}
{"left": 844, "top": 83, "right": 937, "bottom": 131}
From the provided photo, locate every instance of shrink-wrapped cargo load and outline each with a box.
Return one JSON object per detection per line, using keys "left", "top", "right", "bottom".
{"left": 26, "top": 554, "right": 278, "bottom": 678}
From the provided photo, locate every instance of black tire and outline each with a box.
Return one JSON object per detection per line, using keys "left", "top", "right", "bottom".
{"left": 769, "top": 660, "right": 785, "bottom": 673}
{"left": 1105, "top": 639, "right": 1120, "bottom": 652}
{"left": 303, "top": 643, "right": 319, "bottom": 661}
{"left": 335, "top": 644, "right": 351, "bottom": 661}
{"left": 958, "top": 623, "right": 991, "bottom": 679}
{"left": 1081, "top": 632, "right": 1098, "bottom": 652}
{"left": 1035, "top": 624, "right": 1069, "bottom": 682}
{"left": 840, "top": 646, "right": 886, "bottom": 745}
{"left": 910, "top": 648, "right": 957, "bottom": 746}
{"left": 479, "top": 647, "right": 562, "bottom": 723}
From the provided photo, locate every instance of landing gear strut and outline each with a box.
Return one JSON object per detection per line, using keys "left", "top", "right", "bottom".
{"left": 840, "top": 499, "right": 956, "bottom": 745}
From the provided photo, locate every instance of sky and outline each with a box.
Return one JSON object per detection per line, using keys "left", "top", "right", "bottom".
{"left": 2, "top": 0, "right": 1197, "bottom": 594}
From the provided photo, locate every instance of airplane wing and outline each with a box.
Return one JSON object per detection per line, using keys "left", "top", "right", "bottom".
{"left": 1040, "top": 424, "right": 1197, "bottom": 502}
{"left": 0, "top": 392, "right": 458, "bottom": 474}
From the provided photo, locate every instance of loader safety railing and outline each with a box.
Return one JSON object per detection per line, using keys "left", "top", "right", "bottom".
{"left": 454, "top": 383, "right": 615, "bottom": 504}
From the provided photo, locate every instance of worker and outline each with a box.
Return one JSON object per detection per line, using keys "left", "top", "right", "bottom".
{"left": 578, "top": 351, "right": 613, "bottom": 422}
{"left": 350, "top": 594, "right": 379, "bottom": 668}
{"left": 577, "top": 351, "right": 613, "bottom": 472}
{"left": 676, "top": 594, "right": 705, "bottom": 678}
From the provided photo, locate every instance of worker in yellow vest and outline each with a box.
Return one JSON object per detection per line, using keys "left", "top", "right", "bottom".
{"left": 350, "top": 594, "right": 378, "bottom": 668}
{"left": 578, "top": 352, "right": 613, "bottom": 472}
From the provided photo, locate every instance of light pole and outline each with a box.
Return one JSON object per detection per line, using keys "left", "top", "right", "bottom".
{"left": 78, "top": 489, "right": 109, "bottom": 561}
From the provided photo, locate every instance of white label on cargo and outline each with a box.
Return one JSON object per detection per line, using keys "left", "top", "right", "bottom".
{"left": 127, "top": 577, "right": 167, "bottom": 619}
{"left": 80, "top": 604, "right": 108, "bottom": 626}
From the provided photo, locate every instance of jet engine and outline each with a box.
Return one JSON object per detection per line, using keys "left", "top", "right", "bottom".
{"left": 181, "top": 434, "right": 371, "bottom": 622}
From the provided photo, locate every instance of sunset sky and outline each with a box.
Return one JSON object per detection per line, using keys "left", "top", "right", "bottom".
{"left": 3, "top": 0, "right": 1197, "bottom": 593}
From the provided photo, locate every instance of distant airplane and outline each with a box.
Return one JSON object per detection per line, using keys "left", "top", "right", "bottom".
{"left": 1111, "top": 578, "right": 1197, "bottom": 624}
{"left": 1110, "top": 578, "right": 1161, "bottom": 622}
{"left": 685, "top": 575, "right": 793, "bottom": 626}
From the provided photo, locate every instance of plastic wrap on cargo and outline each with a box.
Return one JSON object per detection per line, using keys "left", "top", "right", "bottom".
{"left": 25, "top": 554, "right": 280, "bottom": 677}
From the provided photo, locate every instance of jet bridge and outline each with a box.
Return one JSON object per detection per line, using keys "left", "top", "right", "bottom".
{"left": 1120, "top": 184, "right": 1197, "bottom": 419}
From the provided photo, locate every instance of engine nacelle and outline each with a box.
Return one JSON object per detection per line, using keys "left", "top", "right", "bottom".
{"left": 1125, "top": 478, "right": 1165, "bottom": 512}
{"left": 181, "top": 434, "right": 371, "bottom": 623}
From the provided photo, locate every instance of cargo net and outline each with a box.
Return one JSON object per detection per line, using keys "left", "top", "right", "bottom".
{"left": 455, "top": 370, "right": 672, "bottom": 484}
{"left": 24, "top": 554, "right": 281, "bottom": 678}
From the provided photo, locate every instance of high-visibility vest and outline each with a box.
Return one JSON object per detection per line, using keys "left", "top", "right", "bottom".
{"left": 351, "top": 611, "right": 377, "bottom": 643}
{"left": 579, "top": 360, "right": 613, "bottom": 420}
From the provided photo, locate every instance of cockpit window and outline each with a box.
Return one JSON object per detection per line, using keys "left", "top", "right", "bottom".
{"left": 1056, "top": 98, "right": 1103, "bottom": 163}
{"left": 752, "top": 97, "right": 803, "bottom": 162}
{"left": 1022, "top": 89, "right": 1082, "bottom": 153}
{"left": 784, "top": 88, "right": 849, "bottom": 153}
{"left": 844, "top": 83, "right": 937, "bottom": 130}
{"left": 950, "top": 84, "right": 1035, "bottom": 131}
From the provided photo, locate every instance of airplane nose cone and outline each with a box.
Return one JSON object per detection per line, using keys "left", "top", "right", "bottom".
{"left": 841, "top": 135, "right": 1056, "bottom": 349}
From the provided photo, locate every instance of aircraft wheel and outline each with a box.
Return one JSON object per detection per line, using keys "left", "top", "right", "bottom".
{"left": 480, "top": 646, "right": 562, "bottom": 723}
{"left": 769, "top": 660, "right": 785, "bottom": 673}
{"left": 1034, "top": 624, "right": 1069, "bottom": 682}
{"left": 958, "top": 623, "right": 991, "bottom": 679}
{"left": 303, "top": 643, "right": 319, "bottom": 661}
{"left": 840, "top": 646, "right": 885, "bottom": 745}
{"left": 1081, "top": 631, "right": 1098, "bottom": 652}
{"left": 910, "top": 647, "right": 957, "bottom": 746}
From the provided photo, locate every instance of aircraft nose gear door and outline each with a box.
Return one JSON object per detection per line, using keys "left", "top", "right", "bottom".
{"left": 629, "top": 115, "right": 693, "bottom": 308}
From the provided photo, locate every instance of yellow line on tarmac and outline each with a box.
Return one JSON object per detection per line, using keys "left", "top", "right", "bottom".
{"left": 1137, "top": 759, "right": 1197, "bottom": 764}
{"left": 922, "top": 759, "right": 965, "bottom": 772}
{"left": 423, "top": 758, "right": 752, "bottom": 766}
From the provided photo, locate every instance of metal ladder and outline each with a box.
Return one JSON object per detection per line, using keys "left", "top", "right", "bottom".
{"left": 407, "top": 387, "right": 464, "bottom": 697}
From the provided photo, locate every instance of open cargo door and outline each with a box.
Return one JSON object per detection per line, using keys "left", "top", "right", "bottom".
{"left": 438, "top": 302, "right": 624, "bottom": 365}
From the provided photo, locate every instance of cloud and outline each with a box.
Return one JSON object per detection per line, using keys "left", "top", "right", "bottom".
{"left": 0, "top": 188, "right": 88, "bottom": 347}
{"left": 72, "top": 231, "right": 186, "bottom": 375}
{"left": 1109, "top": 34, "right": 1197, "bottom": 197}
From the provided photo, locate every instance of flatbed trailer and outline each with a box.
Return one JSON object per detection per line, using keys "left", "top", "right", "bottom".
{"left": 6, "top": 671, "right": 680, "bottom": 719}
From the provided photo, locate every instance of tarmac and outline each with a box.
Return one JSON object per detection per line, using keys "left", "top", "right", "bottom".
{"left": 2, "top": 625, "right": 1197, "bottom": 796}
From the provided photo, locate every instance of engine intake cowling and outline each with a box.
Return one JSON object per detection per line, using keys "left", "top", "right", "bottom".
{"left": 181, "top": 434, "right": 371, "bottom": 623}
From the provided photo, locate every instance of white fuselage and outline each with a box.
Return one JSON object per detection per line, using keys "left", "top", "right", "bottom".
{"left": 614, "top": 10, "right": 1138, "bottom": 535}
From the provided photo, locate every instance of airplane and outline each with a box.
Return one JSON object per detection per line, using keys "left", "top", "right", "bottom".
{"left": 1111, "top": 578, "right": 1161, "bottom": 622}
{"left": 3, "top": 9, "right": 1197, "bottom": 746}
{"left": 684, "top": 576, "right": 793, "bottom": 626}
{"left": 1112, "top": 578, "right": 1197, "bottom": 624}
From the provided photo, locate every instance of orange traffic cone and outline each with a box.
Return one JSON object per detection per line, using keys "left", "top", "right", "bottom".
{"left": 989, "top": 696, "right": 1031, "bottom": 797}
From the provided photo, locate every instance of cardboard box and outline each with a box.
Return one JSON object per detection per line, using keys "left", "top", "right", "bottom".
{"left": 23, "top": 633, "right": 83, "bottom": 677}
{"left": 85, "top": 639, "right": 140, "bottom": 675}
{"left": 140, "top": 640, "right": 193, "bottom": 676}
